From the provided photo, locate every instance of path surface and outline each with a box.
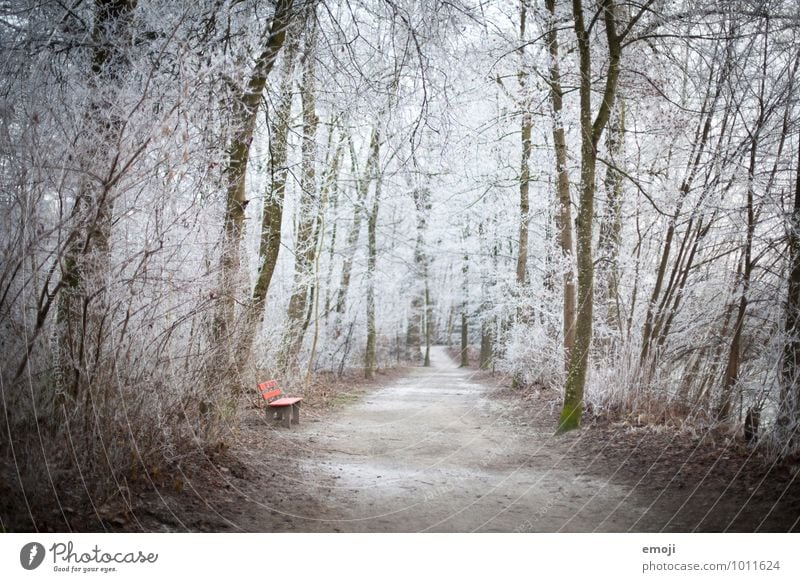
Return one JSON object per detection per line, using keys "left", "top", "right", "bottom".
{"left": 279, "top": 346, "right": 672, "bottom": 532}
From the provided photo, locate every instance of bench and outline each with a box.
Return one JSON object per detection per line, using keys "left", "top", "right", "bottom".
{"left": 258, "top": 379, "right": 302, "bottom": 428}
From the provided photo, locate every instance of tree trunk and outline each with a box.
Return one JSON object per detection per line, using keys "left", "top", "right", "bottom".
{"left": 322, "top": 123, "right": 345, "bottom": 318}
{"left": 335, "top": 128, "right": 380, "bottom": 317}
{"left": 557, "top": 0, "right": 621, "bottom": 434}
{"left": 411, "top": 186, "right": 432, "bottom": 365}
{"left": 545, "top": 0, "right": 576, "bottom": 365}
{"left": 364, "top": 131, "right": 382, "bottom": 380}
{"left": 597, "top": 97, "right": 625, "bottom": 340}
{"left": 460, "top": 226, "right": 470, "bottom": 367}
{"left": 480, "top": 320, "right": 493, "bottom": 370}
{"left": 278, "top": 11, "right": 319, "bottom": 371}
{"left": 424, "top": 282, "right": 432, "bottom": 367}
{"left": 778, "top": 138, "right": 800, "bottom": 442}
{"left": 516, "top": 0, "right": 531, "bottom": 288}
{"left": 460, "top": 312, "right": 469, "bottom": 368}
{"left": 719, "top": 25, "right": 769, "bottom": 421}
{"left": 211, "top": 0, "right": 294, "bottom": 386}
{"left": 307, "top": 121, "right": 346, "bottom": 372}
{"left": 236, "top": 22, "right": 300, "bottom": 365}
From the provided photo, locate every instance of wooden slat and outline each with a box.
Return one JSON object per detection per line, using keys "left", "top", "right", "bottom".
{"left": 260, "top": 389, "right": 282, "bottom": 400}
{"left": 268, "top": 397, "right": 302, "bottom": 407}
{"left": 258, "top": 379, "right": 277, "bottom": 391}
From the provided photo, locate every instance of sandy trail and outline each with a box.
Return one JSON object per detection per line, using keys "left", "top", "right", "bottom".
{"left": 276, "top": 346, "right": 671, "bottom": 532}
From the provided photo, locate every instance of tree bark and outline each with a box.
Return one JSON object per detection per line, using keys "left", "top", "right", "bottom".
{"left": 236, "top": 22, "right": 300, "bottom": 366}
{"left": 557, "top": 0, "right": 621, "bottom": 434}
{"left": 516, "top": 0, "right": 531, "bottom": 288}
{"left": 719, "top": 23, "right": 769, "bottom": 421}
{"left": 778, "top": 137, "right": 800, "bottom": 442}
{"left": 545, "top": 0, "right": 576, "bottom": 365}
{"left": 210, "top": 0, "right": 294, "bottom": 388}
{"left": 597, "top": 97, "right": 625, "bottom": 340}
{"left": 412, "top": 186, "right": 432, "bottom": 365}
{"left": 424, "top": 281, "right": 432, "bottom": 367}
{"left": 480, "top": 320, "right": 493, "bottom": 370}
{"left": 335, "top": 128, "right": 380, "bottom": 316}
{"left": 364, "top": 131, "right": 382, "bottom": 380}
{"left": 461, "top": 226, "right": 470, "bottom": 368}
{"left": 278, "top": 10, "right": 320, "bottom": 371}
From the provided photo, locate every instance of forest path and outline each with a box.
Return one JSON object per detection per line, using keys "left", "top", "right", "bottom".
{"left": 273, "top": 346, "right": 672, "bottom": 532}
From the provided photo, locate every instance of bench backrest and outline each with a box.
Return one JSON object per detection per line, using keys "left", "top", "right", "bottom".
{"left": 258, "top": 380, "right": 281, "bottom": 401}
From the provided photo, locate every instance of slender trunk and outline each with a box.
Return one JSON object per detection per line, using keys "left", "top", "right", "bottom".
{"left": 597, "top": 98, "right": 625, "bottom": 339}
{"left": 446, "top": 306, "right": 454, "bottom": 347}
{"left": 779, "top": 139, "right": 800, "bottom": 439}
{"left": 407, "top": 298, "right": 422, "bottom": 360}
{"left": 335, "top": 129, "right": 379, "bottom": 316}
{"left": 545, "top": 0, "right": 576, "bottom": 365}
{"left": 460, "top": 313, "right": 469, "bottom": 367}
{"left": 423, "top": 281, "right": 432, "bottom": 367}
{"left": 460, "top": 232, "right": 470, "bottom": 368}
{"left": 236, "top": 25, "right": 300, "bottom": 364}
{"left": 302, "top": 122, "right": 345, "bottom": 339}
{"left": 306, "top": 199, "right": 328, "bottom": 376}
{"left": 626, "top": 204, "right": 642, "bottom": 341}
{"left": 719, "top": 23, "right": 769, "bottom": 421}
{"left": 364, "top": 132, "right": 382, "bottom": 380}
{"left": 478, "top": 221, "right": 495, "bottom": 371}
{"left": 278, "top": 12, "right": 319, "bottom": 371}
{"left": 322, "top": 125, "right": 345, "bottom": 318}
{"left": 213, "top": 0, "right": 294, "bottom": 352}
{"left": 516, "top": 0, "right": 531, "bottom": 288}
{"left": 516, "top": 122, "right": 531, "bottom": 287}
{"left": 557, "top": 0, "right": 621, "bottom": 434}
{"left": 480, "top": 320, "right": 493, "bottom": 370}
{"left": 411, "top": 186, "right": 432, "bottom": 365}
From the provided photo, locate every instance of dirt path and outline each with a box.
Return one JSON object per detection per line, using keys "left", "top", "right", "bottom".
{"left": 31, "top": 348, "right": 795, "bottom": 533}
{"left": 122, "top": 346, "right": 799, "bottom": 533}
{"left": 270, "top": 346, "right": 674, "bottom": 532}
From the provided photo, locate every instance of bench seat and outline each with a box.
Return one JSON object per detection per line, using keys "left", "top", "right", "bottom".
{"left": 268, "top": 397, "right": 302, "bottom": 407}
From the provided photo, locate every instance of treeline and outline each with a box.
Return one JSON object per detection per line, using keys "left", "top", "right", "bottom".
{"left": 438, "top": 0, "right": 800, "bottom": 453}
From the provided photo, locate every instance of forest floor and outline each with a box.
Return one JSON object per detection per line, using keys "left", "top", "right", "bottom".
{"left": 123, "top": 345, "right": 800, "bottom": 532}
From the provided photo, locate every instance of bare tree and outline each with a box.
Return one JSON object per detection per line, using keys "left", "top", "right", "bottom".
{"left": 545, "top": 0, "right": 576, "bottom": 366}
{"left": 212, "top": 0, "right": 295, "bottom": 387}
{"left": 278, "top": 6, "right": 321, "bottom": 371}
{"left": 557, "top": 0, "right": 627, "bottom": 433}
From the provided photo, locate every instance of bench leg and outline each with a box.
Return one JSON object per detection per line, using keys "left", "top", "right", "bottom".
{"left": 292, "top": 402, "right": 300, "bottom": 425}
{"left": 272, "top": 407, "right": 285, "bottom": 424}
{"left": 284, "top": 405, "right": 292, "bottom": 428}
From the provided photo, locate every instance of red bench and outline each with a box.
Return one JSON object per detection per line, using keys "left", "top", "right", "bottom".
{"left": 258, "top": 380, "right": 302, "bottom": 428}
